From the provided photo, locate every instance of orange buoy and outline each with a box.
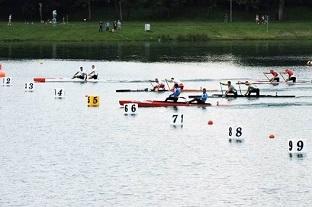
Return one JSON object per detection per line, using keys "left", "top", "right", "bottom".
{"left": 0, "top": 70, "right": 5, "bottom": 78}
{"left": 208, "top": 120, "right": 213, "bottom": 125}
{"left": 269, "top": 134, "right": 275, "bottom": 139}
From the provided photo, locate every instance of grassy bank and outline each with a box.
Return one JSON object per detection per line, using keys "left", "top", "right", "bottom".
{"left": 1, "top": 21, "right": 312, "bottom": 42}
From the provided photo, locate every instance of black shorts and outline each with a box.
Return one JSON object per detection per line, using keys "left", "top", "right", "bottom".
{"left": 227, "top": 91, "right": 237, "bottom": 97}
{"left": 165, "top": 96, "right": 178, "bottom": 102}
{"left": 274, "top": 77, "right": 280, "bottom": 82}
{"left": 89, "top": 74, "right": 98, "bottom": 79}
{"left": 289, "top": 77, "right": 296, "bottom": 83}
{"left": 76, "top": 75, "right": 86, "bottom": 80}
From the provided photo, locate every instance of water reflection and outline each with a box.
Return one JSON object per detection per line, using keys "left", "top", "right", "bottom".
{"left": 0, "top": 40, "right": 312, "bottom": 66}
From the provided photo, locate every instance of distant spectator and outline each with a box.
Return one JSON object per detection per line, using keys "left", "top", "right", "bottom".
{"left": 256, "top": 14, "right": 260, "bottom": 24}
{"left": 224, "top": 13, "right": 228, "bottom": 23}
{"left": 99, "top": 21, "right": 103, "bottom": 32}
{"left": 113, "top": 21, "right": 117, "bottom": 32}
{"left": 117, "top": 20, "right": 122, "bottom": 30}
{"left": 8, "top": 14, "right": 12, "bottom": 26}
{"left": 105, "top": 22, "right": 110, "bottom": 31}
{"left": 261, "top": 15, "right": 265, "bottom": 24}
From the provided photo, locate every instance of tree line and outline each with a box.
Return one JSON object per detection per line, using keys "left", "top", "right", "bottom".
{"left": 0, "top": 0, "right": 311, "bottom": 21}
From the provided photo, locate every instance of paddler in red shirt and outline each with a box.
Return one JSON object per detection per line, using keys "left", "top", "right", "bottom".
{"left": 264, "top": 69, "right": 279, "bottom": 82}
{"left": 282, "top": 68, "right": 296, "bottom": 83}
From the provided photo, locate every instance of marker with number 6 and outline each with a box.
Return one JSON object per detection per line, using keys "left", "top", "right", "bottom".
{"left": 124, "top": 103, "right": 138, "bottom": 115}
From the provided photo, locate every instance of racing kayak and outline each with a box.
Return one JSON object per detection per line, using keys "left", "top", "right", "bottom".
{"left": 236, "top": 80, "right": 312, "bottom": 85}
{"left": 189, "top": 94, "right": 296, "bottom": 99}
{"left": 119, "top": 100, "right": 212, "bottom": 107}
{"left": 34, "top": 77, "right": 101, "bottom": 83}
{"left": 116, "top": 88, "right": 217, "bottom": 93}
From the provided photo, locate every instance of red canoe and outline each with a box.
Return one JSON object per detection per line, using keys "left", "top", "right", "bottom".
{"left": 119, "top": 100, "right": 212, "bottom": 107}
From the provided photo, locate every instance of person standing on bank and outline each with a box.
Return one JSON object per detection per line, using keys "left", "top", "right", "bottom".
{"left": 99, "top": 21, "right": 103, "bottom": 32}
{"left": 8, "top": 14, "right": 12, "bottom": 26}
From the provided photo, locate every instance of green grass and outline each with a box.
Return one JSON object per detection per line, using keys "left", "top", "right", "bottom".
{"left": 1, "top": 21, "right": 312, "bottom": 42}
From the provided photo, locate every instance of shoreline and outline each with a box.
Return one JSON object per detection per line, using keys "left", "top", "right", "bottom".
{"left": 1, "top": 21, "right": 312, "bottom": 42}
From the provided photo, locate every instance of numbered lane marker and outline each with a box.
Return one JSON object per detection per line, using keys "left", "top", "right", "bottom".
{"left": 171, "top": 114, "right": 184, "bottom": 126}
{"left": 25, "top": 82, "right": 35, "bottom": 92}
{"left": 289, "top": 139, "right": 306, "bottom": 158}
{"left": 2, "top": 77, "right": 12, "bottom": 86}
{"left": 124, "top": 103, "right": 138, "bottom": 115}
{"left": 87, "top": 96, "right": 100, "bottom": 107}
{"left": 228, "top": 126, "right": 244, "bottom": 143}
{"left": 54, "top": 88, "right": 65, "bottom": 99}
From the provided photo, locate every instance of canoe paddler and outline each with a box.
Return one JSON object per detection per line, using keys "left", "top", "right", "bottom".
{"left": 165, "top": 83, "right": 181, "bottom": 102}
{"left": 221, "top": 81, "right": 237, "bottom": 97}
{"left": 170, "top": 77, "right": 184, "bottom": 90}
{"left": 243, "top": 81, "right": 260, "bottom": 96}
{"left": 88, "top": 65, "right": 98, "bottom": 79}
{"left": 152, "top": 78, "right": 166, "bottom": 91}
{"left": 282, "top": 68, "right": 296, "bottom": 83}
{"left": 72, "top": 66, "right": 87, "bottom": 80}
{"left": 188, "top": 88, "right": 208, "bottom": 104}
{"left": 264, "top": 69, "right": 279, "bottom": 82}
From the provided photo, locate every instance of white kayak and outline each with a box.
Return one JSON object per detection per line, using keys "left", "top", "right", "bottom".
{"left": 33, "top": 77, "right": 103, "bottom": 83}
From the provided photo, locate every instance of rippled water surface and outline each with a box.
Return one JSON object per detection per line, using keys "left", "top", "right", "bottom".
{"left": 1, "top": 42, "right": 312, "bottom": 206}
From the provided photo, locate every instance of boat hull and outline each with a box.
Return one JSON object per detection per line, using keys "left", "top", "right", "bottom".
{"left": 119, "top": 100, "right": 211, "bottom": 107}
{"left": 189, "top": 94, "right": 296, "bottom": 99}
{"left": 34, "top": 77, "right": 100, "bottom": 83}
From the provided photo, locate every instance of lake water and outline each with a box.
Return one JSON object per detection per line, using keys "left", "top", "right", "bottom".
{"left": 0, "top": 41, "right": 312, "bottom": 207}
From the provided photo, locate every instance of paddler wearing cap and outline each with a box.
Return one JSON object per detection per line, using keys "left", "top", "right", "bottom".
{"left": 165, "top": 83, "right": 181, "bottom": 102}
{"left": 264, "top": 69, "right": 279, "bottom": 82}
{"left": 281, "top": 68, "right": 296, "bottom": 83}
{"left": 152, "top": 78, "right": 166, "bottom": 91}
{"left": 243, "top": 81, "right": 260, "bottom": 96}
{"left": 188, "top": 88, "right": 208, "bottom": 104}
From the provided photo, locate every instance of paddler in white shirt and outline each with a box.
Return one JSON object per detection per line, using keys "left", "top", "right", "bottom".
{"left": 221, "top": 81, "right": 238, "bottom": 97}
{"left": 243, "top": 81, "right": 260, "bottom": 96}
{"left": 72, "top": 66, "right": 87, "bottom": 80}
{"left": 170, "top": 77, "right": 184, "bottom": 90}
{"left": 88, "top": 65, "right": 98, "bottom": 80}
{"left": 152, "top": 78, "right": 166, "bottom": 91}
